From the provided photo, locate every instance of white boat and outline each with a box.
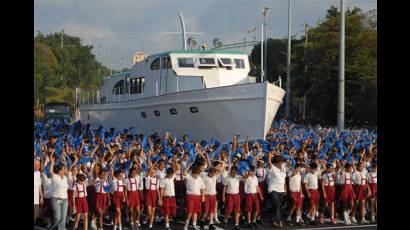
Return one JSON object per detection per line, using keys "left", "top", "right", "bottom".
{"left": 78, "top": 14, "right": 285, "bottom": 143}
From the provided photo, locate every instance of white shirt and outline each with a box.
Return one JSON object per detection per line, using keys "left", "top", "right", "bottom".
{"left": 67, "top": 172, "right": 76, "bottom": 190}
{"left": 42, "top": 174, "right": 53, "bottom": 199}
{"left": 216, "top": 170, "right": 228, "bottom": 183}
{"left": 94, "top": 178, "right": 109, "bottom": 193}
{"left": 322, "top": 173, "right": 335, "bottom": 186}
{"left": 336, "top": 172, "right": 353, "bottom": 185}
{"left": 223, "top": 175, "right": 241, "bottom": 194}
{"left": 73, "top": 182, "right": 88, "bottom": 198}
{"left": 34, "top": 171, "right": 42, "bottom": 204}
{"left": 267, "top": 164, "right": 286, "bottom": 193}
{"left": 353, "top": 171, "right": 367, "bottom": 185}
{"left": 202, "top": 173, "right": 217, "bottom": 195}
{"left": 174, "top": 169, "right": 184, "bottom": 181}
{"left": 304, "top": 171, "right": 321, "bottom": 189}
{"left": 289, "top": 173, "right": 302, "bottom": 192}
{"left": 159, "top": 176, "right": 176, "bottom": 197}
{"left": 125, "top": 176, "right": 140, "bottom": 191}
{"left": 185, "top": 174, "right": 205, "bottom": 195}
{"left": 51, "top": 174, "right": 69, "bottom": 199}
{"left": 366, "top": 171, "right": 377, "bottom": 184}
{"left": 156, "top": 169, "right": 166, "bottom": 179}
{"left": 112, "top": 178, "right": 126, "bottom": 192}
{"left": 145, "top": 176, "right": 159, "bottom": 190}
{"left": 244, "top": 175, "right": 259, "bottom": 194}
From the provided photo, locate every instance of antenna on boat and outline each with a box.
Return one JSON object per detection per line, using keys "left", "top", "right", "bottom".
{"left": 179, "top": 13, "right": 187, "bottom": 50}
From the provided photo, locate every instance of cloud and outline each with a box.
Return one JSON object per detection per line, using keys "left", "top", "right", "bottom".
{"left": 60, "top": 20, "right": 116, "bottom": 40}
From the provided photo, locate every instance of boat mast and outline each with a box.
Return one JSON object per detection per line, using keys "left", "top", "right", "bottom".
{"left": 179, "top": 13, "right": 187, "bottom": 50}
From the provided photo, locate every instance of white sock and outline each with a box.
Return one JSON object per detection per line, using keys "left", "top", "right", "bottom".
{"left": 316, "top": 211, "right": 319, "bottom": 217}
{"left": 185, "top": 220, "right": 189, "bottom": 226}
{"left": 210, "top": 219, "right": 214, "bottom": 224}
{"left": 166, "top": 223, "right": 170, "bottom": 228}
{"left": 193, "top": 221, "right": 197, "bottom": 227}
{"left": 149, "top": 224, "right": 152, "bottom": 228}
{"left": 296, "top": 216, "right": 300, "bottom": 223}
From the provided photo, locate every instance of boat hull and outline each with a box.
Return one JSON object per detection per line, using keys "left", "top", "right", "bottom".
{"left": 79, "top": 82, "right": 285, "bottom": 143}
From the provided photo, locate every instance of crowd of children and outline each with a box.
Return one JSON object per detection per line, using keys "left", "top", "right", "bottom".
{"left": 34, "top": 119, "right": 377, "bottom": 230}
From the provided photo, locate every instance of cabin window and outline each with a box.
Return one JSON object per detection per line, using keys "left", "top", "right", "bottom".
{"left": 189, "top": 107, "right": 199, "bottom": 113}
{"left": 169, "top": 108, "right": 177, "bottom": 115}
{"left": 178, "top": 58, "right": 195, "bottom": 68}
{"left": 141, "top": 112, "right": 147, "bottom": 118}
{"left": 154, "top": 110, "right": 161, "bottom": 117}
{"left": 199, "top": 58, "right": 215, "bottom": 65}
{"left": 130, "top": 77, "right": 145, "bottom": 94}
{"left": 234, "top": 59, "right": 245, "bottom": 69}
{"left": 113, "top": 80, "right": 125, "bottom": 95}
{"left": 162, "top": 56, "right": 172, "bottom": 69}
{"left": 151, "top": 58, "right": 160, "bottom": 70}
{"left": 218, "top": 58, "right": 234, "bottom": 69}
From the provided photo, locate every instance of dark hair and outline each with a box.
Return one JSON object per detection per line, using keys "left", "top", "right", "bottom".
{"left": 191, "top": 166, "right": 201, "bottom": 175}
{"left": 114, "top": 169, "right": 123, "bottom": 177}
{"left": 249, "top": 165, "right": 256, "bottom": 171}
{"left": 272, "top": 156, "right": 282, "bottom": 164}
{"left": 310, "top": 162, "right": 318, "bottom": 169}
{"left": 76, "top": 174, "right": 86, "bottom": 182}
{"left": 295, "top": 163, "right": 303, "bottom": 168}
{"left": 208, "top": 167, "right": 217, "bottom": 174}
{"left": 129, "top": 167, "right": 137, "bottom": 177}
{"left": 166, "top": 167, "right": 174, "bottom": 175}
{"left": 345, "top": 163, "right": 352, "bottom": 169}
{"left": 230, "top": 166, "right": 238, "bottom": 172}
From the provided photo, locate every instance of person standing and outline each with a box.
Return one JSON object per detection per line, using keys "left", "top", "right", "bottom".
{"left": 266, "top": 153, "right": 287, "bottom": 228}
{"left": 34, "top": 158, "right": 43, "bottom": 226}
{"left": 49, "top": 156, "right": 70, "bottom": 230}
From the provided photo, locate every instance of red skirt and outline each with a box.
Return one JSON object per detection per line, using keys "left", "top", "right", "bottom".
{"left": 339, "top": 184, "right": 355, "bottom": 203}
{"left": 354, "top": 184, "right": 367, "bottom": 201}
{"left": 308, "top": 189, "right": 320, "bottom": 207}
{"left": 127, "top": 191, "right": 140, "bottom": 208}
{"left": 112, "top": 191, "right": 125, "bottom": 208}
{"left": 369, "top": 183, "right": 377, "bottom": 199}
{"left": 145, "top": 190, "right": 158, "bottom": 207}
{"left": 186, "top": 194, "right": 202, "bottom": 214}
{"left": 203, "top": 195, "right": 217, "bottom": 214}
{"left": 245, "top": 194, "right": 260, "bottom": 213}
{"left": 290, "top": 192, "right": 303, "bottom": 208}
{"left": 324, "top": 186, "right": 336, "bottom": 203}
{"left": 175, "top": 180, "right": 186, "bottom": 200}
{"left": 67, "top": 190, "right": 74, "bottom": 208}
{"left": 95, "top": 193, "right": 109, "bottom": 211}
{"left": 76, "top": 197, "right": 89, "bottom": 213}
{"left": 43, "top": 198, "right": 52, "bottom": 218}
{"left": 216, "top": 183, "right": 224, "bottom": 202}
{"left": 162, "top": 196, "right": 177, "bottom": 216}
{"left": 225, "top": 193, "right": 241, "bottom": 215}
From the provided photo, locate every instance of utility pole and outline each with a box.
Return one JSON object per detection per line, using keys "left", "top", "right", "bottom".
{"left": 261, "top": 24, "right": 264, "bottom": 82}
{"left": 337, "top": 0, "right": 345, "bottom": 129}
{"left": 262, "top": 6, "right": 270, "bottom": 81}
{"left": 285, "top": 0, "right": 292, "bottom": 119}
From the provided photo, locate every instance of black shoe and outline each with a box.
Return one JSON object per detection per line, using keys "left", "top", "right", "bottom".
{"left": 234, "top": 225, "right": 241, "bottom": 230}
{"left": 309, "top": 220, "right": 317, "bottom": 225}
{"left": 165, "top": 227, "right": 171, "bottom": 230}
{"left": 256, "top": 219, "right": 263, "bottom": 225}
{"left": 252, "top": 222, "right": 259, "bottom": 229}
{"left": 209, "top": 224, "right": 216, "bottom": 230}
{"left": 247, "top": 223, "right": 254, "bottom": 229}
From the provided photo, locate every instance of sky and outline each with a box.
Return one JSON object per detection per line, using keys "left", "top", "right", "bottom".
{"left": 34, "top": 0, "right": 377, "bottom": 70}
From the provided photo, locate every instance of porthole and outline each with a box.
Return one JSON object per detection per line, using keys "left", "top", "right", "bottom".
{"left": 170, "top": 108, "right": 177, "bottom": 115}
{"left": 189, "top": 107, "right": 198, "bottom": 113}
{"left": 141, "top": 112, "right": 147, "bottom": 118}
{"left": 154, "top": 110, "right": 161, "bottom": 117}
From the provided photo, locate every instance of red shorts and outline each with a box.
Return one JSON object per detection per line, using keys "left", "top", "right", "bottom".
{"left": 324, "top": 186, "right": 336, "bottom": 203}
{"left": 186, "top": 195, "right": 202, "bottom": 214}
{"left": 145, "top": 190, "right": 158, "bottom": 207}
{"left": 43, "top": 198, "right": 52, "bottom": 218}
{"left": 203, "top": 195, "right": 217, "bottom": 214}
{"left": 75, "top": 197, "right": 89, "bottom": 213}
{"left": 127, "top": 191, "right": 140, "bottom": 208}
{"left": 245, "top": 194, "right": 260, "bottom": 213}
{"left": 290, "top": 192, "right": 303, "bottom": 208}
{"left": 354, "top": 184, "right": 367, "bottom": 201}
{"left": 339, "top": 184, "right": 355, "bottom": 203}
{"left": 175, "top": 180, "right": 186, "bottom": 200}
{"left": 112, "top": 191, "right": 125, "bottom": 208}
{"left": 67, "top": 190, "right": 74, "bottom": 208}
{"left": 95, "top": 193, "right": 109, "bottom": 211}
{"left": 162, "top": 196, "right": 177, "bottom": 216}
{"left": 216, "top": 183, "right": 224, "bottom": 202}
{"left": 369, "top": 183, "right": 377, "bottom": 199}
{"left": 308, "top": 189, "right": 320, "bottom": 207}
{"left": 225, "top": 194, "right": 241, "bottom": 216}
